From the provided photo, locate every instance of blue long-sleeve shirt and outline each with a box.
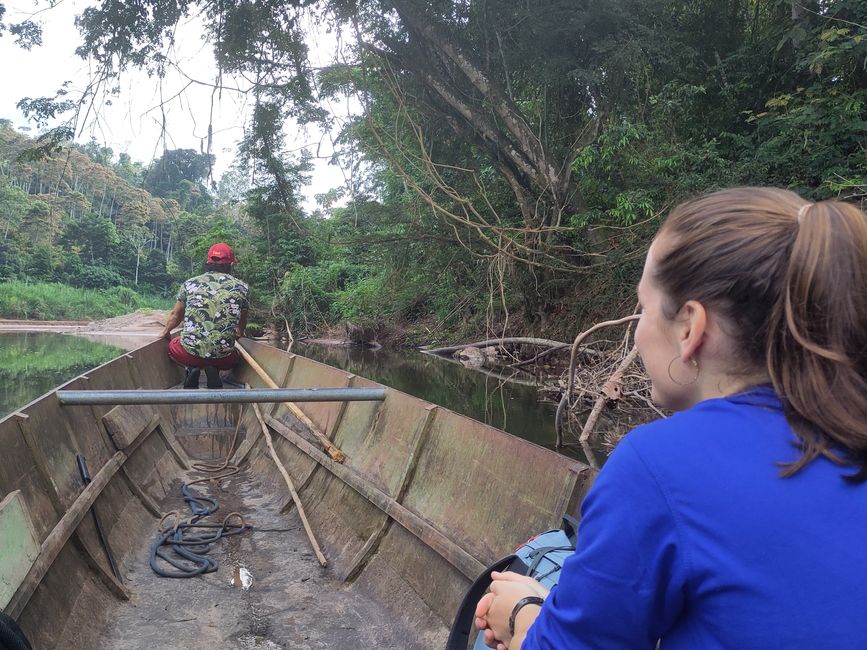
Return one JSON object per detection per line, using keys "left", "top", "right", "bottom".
{"left": 523, "top": 386, "right": 867, "bottom": 649}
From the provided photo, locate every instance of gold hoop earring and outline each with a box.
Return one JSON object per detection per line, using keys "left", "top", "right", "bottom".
{"left": 667, "top": 356, "right": 699, "bottom": 386}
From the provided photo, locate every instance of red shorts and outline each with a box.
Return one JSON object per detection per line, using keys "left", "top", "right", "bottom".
{"left": 168, "top": 336, "right": 239, "bottom": 369}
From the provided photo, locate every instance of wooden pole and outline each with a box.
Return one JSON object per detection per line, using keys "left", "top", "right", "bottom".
{"left": 265, "top": 414, "right": 485, "bottom": 580}
{"left": 251, "top": 402, "right": 327, "bottom": 567}
{"left": 235, "top": 340, "right": 347, "bottom": 463}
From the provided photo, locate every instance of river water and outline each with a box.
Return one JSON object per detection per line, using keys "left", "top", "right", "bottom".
{"left": 0, "top": 332, "right": 123, "bottom": 420}
{"left": 0, "top": 332, "right": 564, "bottom": 454}
{"left": 293, "top": 342, "right": 560, "bottom": 451}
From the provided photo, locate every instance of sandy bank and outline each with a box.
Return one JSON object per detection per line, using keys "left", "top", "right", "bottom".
{"left": 0, "top": 311, "right": 170, "bottom": 351}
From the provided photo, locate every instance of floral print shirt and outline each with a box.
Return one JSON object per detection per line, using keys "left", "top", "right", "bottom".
{"left": 177, "top": 272, "right": 249, "bottom": 358}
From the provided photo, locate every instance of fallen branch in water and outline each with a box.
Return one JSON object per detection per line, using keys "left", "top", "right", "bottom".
{"left": 423, "top": 337, "right": 573, "bottom": 356}
{"left": 422, "top": 350, "right": 546, "bottom": 387}
{"left": 508, "top": 343, "right": 603, "bottom": 369}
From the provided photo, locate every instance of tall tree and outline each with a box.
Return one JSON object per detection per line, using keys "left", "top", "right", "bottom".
{"left": 143, "top": 148, "right": 216, "bottom": 211}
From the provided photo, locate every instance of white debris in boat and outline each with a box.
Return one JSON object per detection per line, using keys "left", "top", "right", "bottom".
{"left": 231, "top": 565, "right": 253, "bottom": 590}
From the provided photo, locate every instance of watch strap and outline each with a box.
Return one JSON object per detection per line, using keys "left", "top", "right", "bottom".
{"left": 508, "top": 596, "right": 545, "bottom": 636}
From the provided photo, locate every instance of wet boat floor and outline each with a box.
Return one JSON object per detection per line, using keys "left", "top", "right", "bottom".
{"left": 82, "top": 468, "right": 421, "bottom": 649}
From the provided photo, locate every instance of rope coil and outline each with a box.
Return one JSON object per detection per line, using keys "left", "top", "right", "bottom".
{"left": 149, "top": 484, "right": 251, "bottom": 578}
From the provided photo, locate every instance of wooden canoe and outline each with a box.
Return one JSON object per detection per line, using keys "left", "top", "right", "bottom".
{"left": 0, "top": 338, "right": 595, "bottom": 648}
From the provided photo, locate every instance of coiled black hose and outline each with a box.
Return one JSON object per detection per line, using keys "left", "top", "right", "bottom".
{"left": 149, "top": 484, "right": 250, "bottom": 578}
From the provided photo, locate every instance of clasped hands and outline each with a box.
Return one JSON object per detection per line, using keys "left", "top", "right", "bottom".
{"left": 474, "top": 571, "right": 549, "bottom": 650}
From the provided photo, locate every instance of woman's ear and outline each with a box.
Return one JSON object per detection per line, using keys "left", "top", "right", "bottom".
{"left": 677, "top": 299, "right": 707, "bottom": 361}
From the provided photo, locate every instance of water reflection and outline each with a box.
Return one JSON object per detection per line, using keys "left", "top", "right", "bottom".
{"left": 292, "top": 342, "right": 563, "bottom": 452}
{"left": 0, "top": 332, "right": 122, "bottom": 419}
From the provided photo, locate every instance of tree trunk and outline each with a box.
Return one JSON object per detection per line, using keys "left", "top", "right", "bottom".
{"left": 389, "top": 1, "right": 578, "bottom": 226}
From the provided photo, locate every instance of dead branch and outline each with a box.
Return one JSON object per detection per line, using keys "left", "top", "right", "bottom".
{"left": 251, "top": 401, "right": 327, "bottom": 566}
{"left": 509, "top": 343, "right": 603, "bottom": 369}
{"left": 624, "top": 390, "right": 667, "bottom": 419}
{"left": 235, "top": 340, "right": 347, "bottom": 463}
{"left": 554, "top": 314, "right": 640, "bottom": 447}
{"left": 579, "top": 346, "right": 640, "bottom": 442}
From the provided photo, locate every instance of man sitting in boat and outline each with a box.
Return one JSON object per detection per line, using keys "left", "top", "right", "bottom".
{"left": 159, "top": 243, "right": 249, "bottom": 389}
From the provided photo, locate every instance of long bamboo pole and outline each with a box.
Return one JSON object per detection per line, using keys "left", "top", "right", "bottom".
{"left": 251, "top": 402, "right": 327, "bottom": 567}
{"left": 235, "top": 340, "right": 348, "bottom": 463}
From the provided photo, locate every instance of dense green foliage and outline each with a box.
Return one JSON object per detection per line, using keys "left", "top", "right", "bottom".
{"left": 0, "top": 281, "right": 170, "bottom": 320}
{"left": 0, "top": 125, "right": 193, "bottom": 289}
{"left": 6, "top": 0, "right": 867, "bottom": 339}
{"left": 0, "top": 123, "right": 243, "bottom": 319}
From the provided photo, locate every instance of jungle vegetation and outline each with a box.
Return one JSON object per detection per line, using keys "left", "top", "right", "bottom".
{"left": 1, "top": 0, "right": 865, "bottom": 341}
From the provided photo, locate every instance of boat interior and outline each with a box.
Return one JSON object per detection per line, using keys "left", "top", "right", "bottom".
{"left": 0, "top": 339, "right": 593, "bottom": 649}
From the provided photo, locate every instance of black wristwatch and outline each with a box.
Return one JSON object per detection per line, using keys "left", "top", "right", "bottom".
{"left": 508, "top": 596, "right": 545, "bottom": 636}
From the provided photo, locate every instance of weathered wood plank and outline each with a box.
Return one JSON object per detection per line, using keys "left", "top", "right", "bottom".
{"left": 340, "top": 518, "right": 389, "bottom": 583}
{"left": 70, "top": 532, "right": 129, "bottom": 601}
{"left": 395, "top": 405, "right": 438, "bottom": 503}
{"left": 326, "top": 373, "right": 355, "bottom": 437}
{"left": 230, "top": 413, "right": 262, "bottom": 466}
{"left": 280, "top": 465, "right": 318, "bottom": 513}
{"left": 0, "top": 491, "right": 40, "bottom": 610}
{"left": 157, "top": 426, "right": 190, "bottom": 470}
{"left": 15, "top": 419, "right": 67, "bottom": 515}
{"left": 5, "top": 452, "right": 125, "bottom": 619}
{"left": 265, "top": 415, "right": 485, "bottom": 580}
{"left": 172, "top": 427, "right": 239, "bottom": 436}
{"left": 118, "top": 465, "right": 162, "bottom": 518}
{"left": 552, "top": 463, "right": 590, "bottom": 522}
{"left": 271, "top": 354, "right": 297, "bottom": 417}
{"left": 101, "top": 410, "right": 165, "bottom": 517}
{"left": 338, "top": 404, "right": 439, "bottom": 580}
{"left": 17, "top": 414, "right": 130, "bottom": 605}
{"left": 102, "top": 404, "right": 157, "bottom": 450}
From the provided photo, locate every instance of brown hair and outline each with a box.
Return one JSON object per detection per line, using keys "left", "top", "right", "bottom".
{"left": 654, "top": 187, "right": 867, "bottom": 481}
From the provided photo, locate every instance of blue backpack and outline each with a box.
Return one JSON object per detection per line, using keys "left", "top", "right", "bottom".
{"left": 446, "top": 516, "right": 578, "bottom": 650}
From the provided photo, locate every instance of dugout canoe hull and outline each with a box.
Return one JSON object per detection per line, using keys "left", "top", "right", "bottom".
{"left": 0, "top": 339, "right": 595, "bottom": 648}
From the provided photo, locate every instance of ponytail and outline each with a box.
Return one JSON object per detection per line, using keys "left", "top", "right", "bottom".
{"left": 656, "top": 188, "right": 867, "bottom": 481}
{"left": 766, "top": 201, "right": 867, "bottom": 481}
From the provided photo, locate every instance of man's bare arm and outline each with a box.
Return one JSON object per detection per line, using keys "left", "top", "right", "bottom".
{"left": 160, "top": 301, "right": 185, "bottom": 340}
{"left": 236, "top": 308, "right": 248, "bottom": 339}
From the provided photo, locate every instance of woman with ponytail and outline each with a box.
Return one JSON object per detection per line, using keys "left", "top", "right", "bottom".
{"left": 474, "top": 188, "right": 867, "bottom": 649}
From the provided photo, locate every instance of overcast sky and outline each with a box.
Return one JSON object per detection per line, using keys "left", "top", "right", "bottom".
{"left": 0, "top": 0, "right": 353, "bottom": 211}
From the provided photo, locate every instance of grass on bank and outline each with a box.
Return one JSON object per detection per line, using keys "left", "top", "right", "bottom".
{"left": 0, "top": 281, "right": 173, "bottom": 320}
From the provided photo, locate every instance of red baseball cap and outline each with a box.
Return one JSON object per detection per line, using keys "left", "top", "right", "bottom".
{"left": 207, "top": 243, "right": 236, "bottom": 264}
